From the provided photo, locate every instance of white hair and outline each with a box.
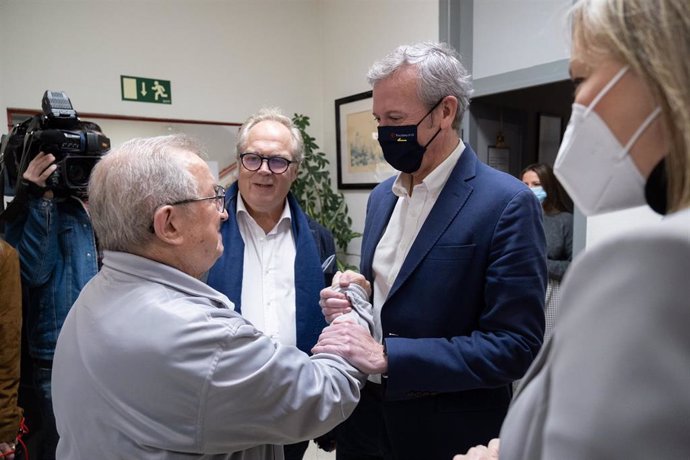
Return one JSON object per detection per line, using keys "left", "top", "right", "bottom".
{"left": 88, "top": 134, "right": 205, "bottom": 252}
{"left": 367, "top": 41, "right": 473, "bottom": 130}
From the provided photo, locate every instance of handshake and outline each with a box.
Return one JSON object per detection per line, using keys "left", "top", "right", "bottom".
{"left": 311, "top": 271, "right": 387, "bottom": 375}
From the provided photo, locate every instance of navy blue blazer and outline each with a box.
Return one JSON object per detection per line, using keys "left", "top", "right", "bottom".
{"left": 206, "top": 182, "right": 335, "bottom": 354}
{"left": 359, "top": 144, "right": 546, "bottom": 455}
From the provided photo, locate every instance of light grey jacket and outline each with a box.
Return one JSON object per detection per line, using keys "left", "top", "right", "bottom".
{"left": 52, "top": 251, "right": 366, "bottom": 460}
{"left": 500, "top": 208, "right": 690, "bottom": 460}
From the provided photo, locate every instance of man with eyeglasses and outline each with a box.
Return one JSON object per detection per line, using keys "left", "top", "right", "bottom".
{"left": 207, "top": 108, "right": 338, "bottom": 460}
{"left": 51, "top": 134, "right": 371, "bottom": 459}
{"left": 168, "top": 184, "right": 227, "bottom": 212}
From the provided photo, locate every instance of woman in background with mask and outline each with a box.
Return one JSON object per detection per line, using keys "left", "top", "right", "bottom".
{"left": 521, "top": 163, "right": 573, "bottom": 343}
{"left": 456, "top": 0, "right": 690, "bottom": 458}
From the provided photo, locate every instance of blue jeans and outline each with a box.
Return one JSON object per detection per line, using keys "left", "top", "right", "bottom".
{"left": 34, "top": 364, "right": 58, "bottom": 460}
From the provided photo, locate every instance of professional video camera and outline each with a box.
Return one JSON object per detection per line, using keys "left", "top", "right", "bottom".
{"left": 2, "top": 90, "right": 111, "bottom": 195}
{"left": 0, "top": 90, "right": 110, "bottom": 220}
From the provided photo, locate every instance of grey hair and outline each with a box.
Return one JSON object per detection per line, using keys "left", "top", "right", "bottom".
{"left": 88, "top": 134, "right": 206, "bottom": 252}
{"left": 367, "top": 41, "right": 473, "bottom": 130}
{"left": 235, "top": 107, "right": 304, "bottom": 163}
{"left": 571, "top": 0, "right": 690, "bottom": 212}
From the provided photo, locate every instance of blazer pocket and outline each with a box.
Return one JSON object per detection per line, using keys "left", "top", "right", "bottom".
{"left": 426, "top": 244, "right": 475, "bottom": 261}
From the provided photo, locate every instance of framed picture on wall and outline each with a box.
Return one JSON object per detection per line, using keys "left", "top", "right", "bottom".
{"left": 487, "top": 146, "right": 511, "bottom": 173}
{"left": 537, "top": 113, "right": 563, "bottom": 166}
{"left": 335, "top": 91, "right": 395, "bottom": 189}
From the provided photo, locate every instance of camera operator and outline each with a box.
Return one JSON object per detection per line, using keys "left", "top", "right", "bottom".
{"left": 4, "top": 150, "right": 99, "bottom": 460}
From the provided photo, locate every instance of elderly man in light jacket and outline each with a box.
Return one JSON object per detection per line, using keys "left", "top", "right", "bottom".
{"left": 52, "top": 134, "right": 372, "bottom": 460}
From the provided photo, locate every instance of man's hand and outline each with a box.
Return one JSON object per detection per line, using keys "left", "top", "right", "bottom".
{"left": 23, "top": 152, "right": 57, "bottom": 188}
{"left": 453, "top": 438, "right": 500, "bottom": 460}
{"left": 22, "top": 152, "right": 56, "bottom": 198}
{"left": 319, "top": 270, "right": 371, "bottom": 323}
{"left": 319, "top": 286, "right": 352, "bottom": 323}
{"left": 333, "top": 270, "right": 371, "bottom": 296}
{"left": 312, "top": 319, "right": 386, "bottom": 374}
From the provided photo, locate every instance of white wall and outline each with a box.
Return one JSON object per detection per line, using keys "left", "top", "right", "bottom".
{"left": 2, "top": 0, "right": 656, "bottom": 261}
{"left": 0, "top": 0, "right": 324, "bottom": 139}
{"left": 0, "top": 0, "right": 438, "bottom": 265}
{"left": 472, "top": 0, "right": 572, "bottom": 79}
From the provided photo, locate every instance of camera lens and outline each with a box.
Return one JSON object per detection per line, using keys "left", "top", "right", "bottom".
{"left": 65, "top": 158, "right": 96, "bottom": 187}
{"left": 68, "top": 164, "right": 87, "bottom": 185}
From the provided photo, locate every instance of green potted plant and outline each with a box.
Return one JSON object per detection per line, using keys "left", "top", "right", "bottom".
{"left": 291, "top": 114, "right": 361, "bottom": 270}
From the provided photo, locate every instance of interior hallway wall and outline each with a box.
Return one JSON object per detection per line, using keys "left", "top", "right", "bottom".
{"left": 0, "top": 0, "right": 439, "bottom": 266}
{"left": 472, "top": 0, "right": 571, "bottom": 80}
{"left": 0, "top": 0, "right": 325, "bottom": 151}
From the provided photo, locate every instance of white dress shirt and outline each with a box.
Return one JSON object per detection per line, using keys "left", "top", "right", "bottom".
{"left": 236, "top": 195, "right": 297, "bottom": 346}
{"left": 370, "top": 141, "right": 465, "bottom": 382}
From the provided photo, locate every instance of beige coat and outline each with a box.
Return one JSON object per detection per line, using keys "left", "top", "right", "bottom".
{"left": 0, "top": 239, "right": 22, "bottom": 443}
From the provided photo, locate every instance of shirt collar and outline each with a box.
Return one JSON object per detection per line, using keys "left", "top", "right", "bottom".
{"left": 236, "top": 193, "right": 292, "bottom": 231}
{"left": 391, "top": 140, "right": 466, "bottom": 198}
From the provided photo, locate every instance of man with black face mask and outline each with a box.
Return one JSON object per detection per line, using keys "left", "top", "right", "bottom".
{"left": 376, "top": 96, "right": 444, "bottom": 174}
{"left": 315, "top": 42, "right": 547, "bottom": 460}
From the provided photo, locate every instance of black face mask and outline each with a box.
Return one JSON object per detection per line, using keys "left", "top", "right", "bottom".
{"left": 377, "top": 98, "right": 444, "bottom": 174}
{"left": 645, "top": 157, "right": 668, "bottom": 215}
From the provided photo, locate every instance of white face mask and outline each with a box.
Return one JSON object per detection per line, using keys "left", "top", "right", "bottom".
{"left": 554, "top": 66, "right": 661, "bottom": 216}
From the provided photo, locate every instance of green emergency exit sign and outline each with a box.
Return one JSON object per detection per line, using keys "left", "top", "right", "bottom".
{"left": 121, "top": 75, "right": 172, "bottom": 104}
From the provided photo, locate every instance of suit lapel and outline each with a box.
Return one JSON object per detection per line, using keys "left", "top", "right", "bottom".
{"left": 361, "top": 186, "right": 398, "bottom": 279}
{"left": 387, "top": 146, "right": 478, "bottom": 301}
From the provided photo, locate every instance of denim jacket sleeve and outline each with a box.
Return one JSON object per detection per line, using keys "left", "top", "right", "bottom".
{"left": 6, "top": 197, "right": 59, "bottom": 287}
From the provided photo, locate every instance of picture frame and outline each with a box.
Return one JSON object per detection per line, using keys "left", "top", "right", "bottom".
{"left": 537, "top": 113, "right": 563, "bottom": 166}
{"left": 335, "top": 90, "right": 396, "bottom": 189}
{"left": 487, "top": 146, "right": 511, "bottom": 173}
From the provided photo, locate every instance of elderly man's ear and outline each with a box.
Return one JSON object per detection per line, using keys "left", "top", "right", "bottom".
{"left": 151, "top": 206, "right": 185, "bottom": 246}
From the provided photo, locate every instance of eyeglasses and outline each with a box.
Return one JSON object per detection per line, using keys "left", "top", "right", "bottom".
{"left": 240, "top": 152, "right": 295, "bottom": 174}
{"left": 169, "top": 184, "right": 227, "bottom": 213}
